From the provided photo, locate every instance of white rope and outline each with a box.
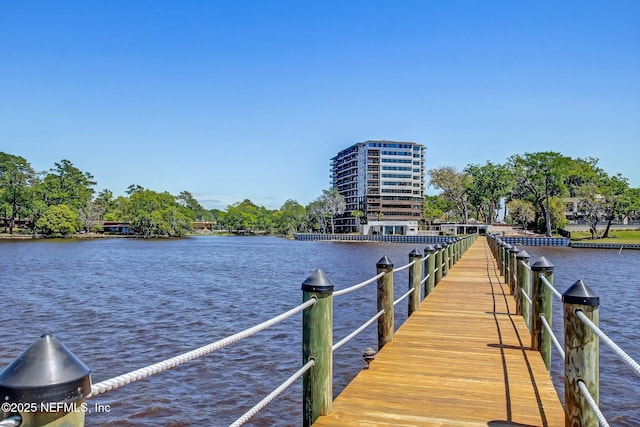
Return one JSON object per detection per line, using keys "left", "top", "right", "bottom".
{"left": 88, "top": 298, "right": 317, "bottom": 397}
{"left": 392, "top": 260, "right": 415, "bottom": 273}
{"left": 420, "top": 273, "right": 429, "bottom": 285}
{"left": 228, "top": 360, "right": 315, "bottom": 427}
{"left": 0, "top": 416, "right": 21, "bottom": 427}
{"left": 521, "top": 288, "right": 532, "bottom": 306}
{"left": 520, "top": 260, "right": 531, "bottom": 271}
{"left": 333, "top": 272, "right": 385, "bottom": 297}
{"left": 421, "top": 254, "right": 429, "bottom": 262}
{"left": 577, "top": 380, "right": 610, "bottom": 427}
{"left": 333, "top": 310, "right": 384, "bottom": 352}
{"left": 539, "top": 274, "right": 562, "bottom": 300}
{"left": 540, "top": 313, "right": 565, "bottom": 359}
{"left": 393, "top": 288, "right": 414, "bottom": 306}
{"left": 575, "top": 310, "right": 640, "bottom": 378}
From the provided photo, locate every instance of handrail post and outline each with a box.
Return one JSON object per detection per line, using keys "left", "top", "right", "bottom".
{"left": 0, "top": 334, "right": 91, "bottom": 427}
{"left": 302, "top": 269, "right": 334, "bottom": 426}
{"left": 434, "top": 244, "right": 443, "bottom": 284}
{"left": 408, "top": 249, "right": 422, "bottom": 315}
{"left": 447, "top": 239, "right": 455, "bottom": 269}
{"left": 376, "top": 256, "right": 394, "bottom": 350}
{"left": 508, "top": 245, "right": 519, "bottom": 294}
{"left": 503, "top": 243, "right": 512, "bottom": 284}
{"left": 442, "top": 242, "right": 449, "bottom": 277}
{"left": 563, "top": 280, "right": 600, "bottom": 427}
{"left": 515, "top": 249, "right": 531, "bottom": 318}
{"left": 424, "top": 245, "right": 436, "bottom": 296}
{"left": 498, "top": 241, "right": 506, "bottom": 277}
{"left": 531, "top": 257, "right": 554, "bottom": 371}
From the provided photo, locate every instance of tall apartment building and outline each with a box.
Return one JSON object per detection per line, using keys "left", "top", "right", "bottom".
{"left": 330, "top": 140, "right": 426, "bottom": 235}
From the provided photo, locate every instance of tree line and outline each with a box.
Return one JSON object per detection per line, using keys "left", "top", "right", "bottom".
{"left": 426, "top": 152, "right": 640, "bottom": 238}
{"left": 2, "top": 150, "right": 639, "bottom": 238}
{"left": 0, "top": 152, "right": 346, "bottom": 237}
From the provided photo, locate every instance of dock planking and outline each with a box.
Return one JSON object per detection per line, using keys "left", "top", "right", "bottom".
{"left": 313, "top": 237, "right": 565, "bottom": 426}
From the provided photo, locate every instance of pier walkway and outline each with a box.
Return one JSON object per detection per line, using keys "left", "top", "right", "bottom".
{"left": 313, "top": 236, "right": 565, "bottom": 426}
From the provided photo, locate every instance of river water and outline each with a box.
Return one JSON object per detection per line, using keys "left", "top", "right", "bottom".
{"left": 0, "top": 236, "right": 637, "bottom": 426}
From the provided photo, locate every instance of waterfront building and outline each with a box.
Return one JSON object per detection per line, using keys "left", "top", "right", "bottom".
{"left": 330, "top": 140, "right": 426, "bottom": 234}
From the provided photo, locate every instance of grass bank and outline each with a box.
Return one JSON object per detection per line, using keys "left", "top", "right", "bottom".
{"left": 570, "top": 230, "right": 640, "bottom": 245}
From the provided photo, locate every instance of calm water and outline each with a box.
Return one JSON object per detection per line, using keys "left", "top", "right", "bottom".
{"left": 0, "top": 236, "right": 638, "bottom": 426}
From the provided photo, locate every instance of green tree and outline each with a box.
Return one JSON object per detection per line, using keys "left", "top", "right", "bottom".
{"left": 319, "top": 188, "right": 346, "bottom": 234}
{"left": 0, "top": 152, "right": 37, "bottom": 233}
{"left": 275, "top": 199, "right": 306, "bottom": 236}
{"left": 600, "top": 173, "right": 630, "bottom": 238}
{"left": 423, "top": 194, "right": 451, "bottom": 225}
{"left": 125, "top": 189, "right": 191, "bottom": 237}
{"left": 223, "top": 199, "right": 260, "bottom": 233}
{"left": 464, "top": 161, "right": 513, "bottom": 223}
{"left": 306, "top": 199, "right": 328, "bottom": 233}
{"left": 428, "top": 166, "right": 471, "bottom": 223}
{"left": 176, "top": 191, "right": 213, "bottom": 221}
{"left": 41, "top": 159, "right": 96, "bottom": 210}
{"left": 506, "top": 199, "right": 535, "bottom": 230}
{"left": 36, "top": 204, "right": 78, "bottom": 237}
{"left": 508, "top": 152, "right": 572, "bottom": 236}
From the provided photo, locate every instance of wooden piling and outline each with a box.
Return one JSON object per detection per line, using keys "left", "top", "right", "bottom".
{"left": 302, "top": 269, "right": 334, "bottom": 427}
{"left": 531, "top": 257, "right": 554, "bottom": 371}
{"left": 376, "top": 256, "right": 394, "bottom": 350}
{"left": 563, "top": 280, "right": 600, "bottom": 427}
{"left": 424, "top": 245, "right": 436, "bottom": 296}
{"left": 408, "top": 249, "right": 422, "bottom": 315}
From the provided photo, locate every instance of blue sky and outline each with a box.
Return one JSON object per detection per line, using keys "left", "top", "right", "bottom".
{"left": 1, "top": 1, "right": 638, "bottom": 210}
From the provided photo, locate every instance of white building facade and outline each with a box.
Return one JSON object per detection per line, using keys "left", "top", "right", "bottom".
{"left": 330, "top": 140, "right": 426, "bottom": 234}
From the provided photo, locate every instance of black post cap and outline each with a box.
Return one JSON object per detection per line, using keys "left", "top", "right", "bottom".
{"left": 301, "top": 268, "right": 334, "bottom": 293}
{"left": 563, "top": 280, "right": 599, "bottom": 306}
{"left": 509, "top": 245, "right": 520, "bottom": 253}
{"left": 376, "top": 255, "right": 394, "bottom": 269}
{"left": 423, "top": 244, "right": 435, "bottom": 252}
{"left": 409, "top": 248, "right": 421, "bottom": 257}
{"left": 531, "top": 256, "right": 554, "bottom": 271}
{"left": 516, "top": 249, "right": 531, "bottom": 259}
{"left": 434, "top": 243, "right": 442, "bottom": 250}
{"left": 0, "top": 334, "right": 91, "bottom": 404}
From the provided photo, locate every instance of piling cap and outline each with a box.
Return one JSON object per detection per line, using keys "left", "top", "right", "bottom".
{"left": 423, "top": 244, "right": 435, "bottom": 252}
{"left": 516, "top": 249, "right": 531, "bottom": 259}
{"left": 376, "top": 255, "right": 394, "bottom": 269}
{"left": 531, "top": 256, "right": 554, "bottom": 271}
{"left": 301, "top": 268, "right": 334, "bottom": 293}
{"left": 0, "top": 334, "right": 91, "bottom": 404}
{"left": 563, "top": 280, "right": 599, "bottom": 306}
{"left": 409, "top": 248, "right": 421, "bottom": 257}
{"left": 434, "top": 243, "right": 442, "bottom": 250}
{"left": 509, "top": 245, "right": 520, "bottom": 253}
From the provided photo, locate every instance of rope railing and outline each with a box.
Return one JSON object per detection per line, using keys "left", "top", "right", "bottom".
{"left": 89, "top": 298, "right": 317, "bottom": 397}
{"left": 521, "top": 288, "right": 532, "bottom": 306}
{"left": 540, "top": 313, "right": 564, "bottom": 359}
{"left": 229, "top": 360, "right": 316, "bottom": 427}
{"left": 0, "top": 416, "right": 21, "bottom": 427}
{"left": 539, "top": 274, "right": 562, "bottom": 300}
{"left": 575, "top": 309, "right": 640, "bottom": 378}
{"left": 333, "top": 272, "right": 384, "bottom": 297}
{"left": 420, "top": 273, "right": 429, "bottom": 286}
{"left": 393, "top": 288, "right": 415, "bottom": 307}
{"left": 332, "top": 310, "right": 384, "bottom": 352}
{"left": 392, "top": 260, "right": 415, "bottom": 273}
{"left": 577, "top": 380, "right": 611, "bottom": 427}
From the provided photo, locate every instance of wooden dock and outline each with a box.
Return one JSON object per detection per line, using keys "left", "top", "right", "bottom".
{"left": 313, "top": 236, "right": 565, "bottom": 426}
